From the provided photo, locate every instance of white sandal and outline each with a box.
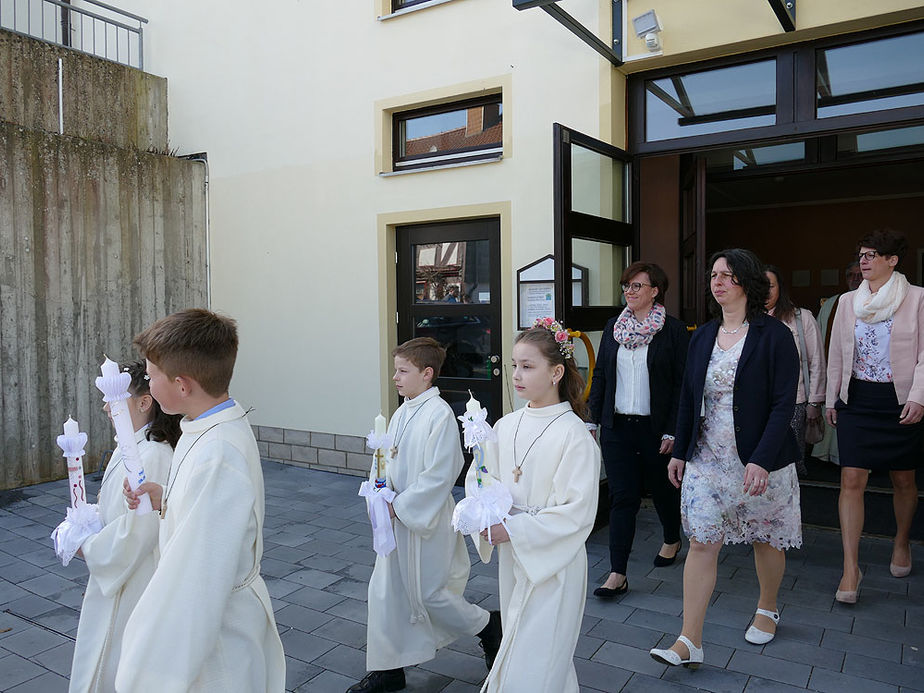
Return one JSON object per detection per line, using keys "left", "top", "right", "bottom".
{"left": 744, "top": 608, "right": 780, "bottom": 645}
{"left": 649, "top": 634, "right": 704, "bottom": 669}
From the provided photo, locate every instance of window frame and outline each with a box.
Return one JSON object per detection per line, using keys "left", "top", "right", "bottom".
{"left": 392, "top": 94, "right": 504, "bottom": 172}
{"left": 629, "top": 21, "right": 924, "bottom": 156}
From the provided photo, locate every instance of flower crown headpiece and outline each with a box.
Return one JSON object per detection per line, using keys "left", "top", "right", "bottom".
{"left": 533, "top": 317, "right": 574, "bottom": 359}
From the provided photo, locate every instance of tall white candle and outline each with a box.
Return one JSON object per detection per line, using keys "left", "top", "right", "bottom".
{"left": 374, "top": 413, "right": 386, "bottom": 436}
{"left": 465, "top": 391, "right": 481, "bottom": 416}
{"left": 95, "top": 358, "right": 153, "bottom": 515}
{"left": 57, "top": 417, "right": 89, "bottom": 508}
{"left": 374, "top": 413, "right": 387, "bottom": 479}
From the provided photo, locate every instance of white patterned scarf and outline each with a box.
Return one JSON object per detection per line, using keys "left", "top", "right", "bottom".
{"left": 853, "top": 271, "right": 909, "bottom": 324}
{"left": 613, "top": 303, "right": 666, "bottom": 350}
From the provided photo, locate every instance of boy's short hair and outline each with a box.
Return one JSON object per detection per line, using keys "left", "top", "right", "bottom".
{"left": 133, "top": 309, "right": 238, "bottom": 397}
{"left": 392, "top": 337, "right": 446, "bottom": 380}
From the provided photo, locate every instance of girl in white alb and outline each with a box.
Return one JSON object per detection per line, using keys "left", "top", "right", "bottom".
{"left": 472, "top": 319, "right": 600, "bottom": 693}
{"left": 69, "top": 360, "right": 179, "bottom": 693}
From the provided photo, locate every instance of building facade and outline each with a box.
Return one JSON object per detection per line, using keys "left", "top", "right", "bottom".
{"left": 66, "top": 0, "right": 924, "bottom": 484}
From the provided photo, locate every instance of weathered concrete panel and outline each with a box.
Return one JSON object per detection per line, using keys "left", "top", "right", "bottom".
{"left": 0, "top": 122, "right": 206, "bottom": 489}
{"left": 0, "top": 29, "right": 168, "bottom": 151}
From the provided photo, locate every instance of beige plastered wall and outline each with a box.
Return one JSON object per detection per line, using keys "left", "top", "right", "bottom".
{"left": 104, "top": 0, "right": 613, "bottom": 434}
{"left": 621, "top": 0, "right": 924, "bottom": 70}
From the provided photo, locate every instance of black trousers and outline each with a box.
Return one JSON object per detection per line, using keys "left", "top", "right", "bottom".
{"left": 601, "top": 415, "right": 681, "bottom": 575}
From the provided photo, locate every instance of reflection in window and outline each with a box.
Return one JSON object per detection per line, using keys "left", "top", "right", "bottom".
{"left": 395, "top": 97, "right": 502, "bottom": 170}
{"left": 414, "top": 240, "right": 490, "bottom": 304}
{"left": 414, "top": 315, "right": 492, "bottom": 379}
{"left": 837, "top": 125, "right": 924, "bottom": 155}
{"left": 645, "top": 60, "right": 776, "bottom": 142}
{"left": 571, "top": 144, "right": 626, "bottom": 221}
{"left": 571, "top": 239, "right": 630, "bottom": 307}
{"left": 817, "top": 32, "right": 924, "bottom": 118}
{"left": 705, "top": 142, "right": 806, "bottom": 171}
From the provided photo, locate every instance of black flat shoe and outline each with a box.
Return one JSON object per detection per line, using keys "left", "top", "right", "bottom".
{"left": 346, "top": 669, "right": 406, "bottom": 693}
{"left": 477, "top": 610, "right": 502, "bottom": 670}
{"left": 593, "top": 578, "right": 628, "bottom": 599}
{"left": 654, "top": 542, "right": 682, "bottom": 567}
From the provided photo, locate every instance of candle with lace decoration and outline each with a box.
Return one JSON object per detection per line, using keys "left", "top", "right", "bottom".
{"left": 51, "top": 417, "right": 103, "bottom": 566}
{"left": 94, "top": 357, "right": 152, "bottom": 515}
{"left": 59, "top": 417, "right": 89, "bottom": 508}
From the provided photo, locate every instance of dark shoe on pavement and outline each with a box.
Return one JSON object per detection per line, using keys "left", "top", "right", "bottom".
{"left": 477, "top": 610, "right": 503, "bottom": 670}
{"left": 593, "top": 578, "right": 628, "bottom": 599}
{"left": 653, "top": 541, "right": 682, "bottom": 567}
{"left": 346, "top": 668, "right": 406, "bottom": 693}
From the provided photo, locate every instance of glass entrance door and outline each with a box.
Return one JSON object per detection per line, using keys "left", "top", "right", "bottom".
{"left": 396, "top": 218, "right": 503, "bottom": 426}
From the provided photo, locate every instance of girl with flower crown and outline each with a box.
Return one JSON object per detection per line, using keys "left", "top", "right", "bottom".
{"left": 470, "top": 319, "right": 600, "bottom": 693}
{"left": 69, "top": 359, "right": 180, "bottom": 693}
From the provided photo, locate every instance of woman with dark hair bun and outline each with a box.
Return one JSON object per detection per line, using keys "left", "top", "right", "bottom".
{"left": 826, "top": 228, "right": 924, "bottom": 602}
{"left": 588, "top": 261, "right": 689, "bottom": 599}
{"left": 650, "top": 249, "right": 801, "bottom": 668}
{"left": 765, "top": 265, "right": 826, "bottom": 476}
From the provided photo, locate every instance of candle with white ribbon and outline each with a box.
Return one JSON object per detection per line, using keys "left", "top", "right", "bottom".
{"left": 94, "top": 357, "right": 152, "bottom": 515}
{"left": 359, "top": 412, "right": 397, "bottom": 556}
{"left": 57, "top": 417, "right": 89, "bottom": 508}
{"left": 51, "top": 417, "right": 103, "bottom": 566}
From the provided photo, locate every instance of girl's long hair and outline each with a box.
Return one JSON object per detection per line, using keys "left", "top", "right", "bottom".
{"left": 514, "top": 327, "right": 588, "bottom": 420}
{"left": 122, "top": 359, "right": 182, "bottom": 449}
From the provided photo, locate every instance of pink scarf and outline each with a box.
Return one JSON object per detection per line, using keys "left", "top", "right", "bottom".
{"left": 613, "top": 303, "right": 666, "bottom": 350}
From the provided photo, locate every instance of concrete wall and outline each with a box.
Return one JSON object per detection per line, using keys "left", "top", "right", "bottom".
{"left": 0, "top": 30, "right": 167, "bottom": 151}
{"left": 0, "top": 30, "right": 205, "bottom": 489}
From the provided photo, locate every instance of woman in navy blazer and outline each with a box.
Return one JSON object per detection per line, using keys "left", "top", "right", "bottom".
{"left": 650, "top": 249, "right": 802, "bottom": 670}
{"left": 588, "top": 262, "right": 690, "bottom": 599}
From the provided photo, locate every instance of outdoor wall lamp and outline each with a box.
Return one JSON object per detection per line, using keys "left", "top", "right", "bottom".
{"left": 632, "top": 9, "right": 662, "bottom": 52}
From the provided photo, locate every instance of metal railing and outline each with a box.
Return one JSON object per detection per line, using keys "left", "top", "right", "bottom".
{"left": 0, "top": 0, "right": 147, "bottom": 69}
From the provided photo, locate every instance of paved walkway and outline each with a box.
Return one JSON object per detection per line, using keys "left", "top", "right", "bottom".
{"left": 0, "top": 461, "right": 922, "bottom": 692}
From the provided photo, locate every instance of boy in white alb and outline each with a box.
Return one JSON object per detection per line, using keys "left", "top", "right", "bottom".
{"left": 116, "top": 309, "right": 285, "bottom": 693}
{"left": 348, "top": 337, "right": 501, "bottom": 693}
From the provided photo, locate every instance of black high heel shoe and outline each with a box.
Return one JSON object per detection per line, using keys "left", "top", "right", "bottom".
{"left": 653, "top": 541, "right": 682, "bottom": 567}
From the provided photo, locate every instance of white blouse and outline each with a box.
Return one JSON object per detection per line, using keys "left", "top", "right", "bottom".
{"left": 852, "top": 318, "right": 893, "bottom": 383}
{"left": 614, "top": 344, "right": 651, "bottom": 416}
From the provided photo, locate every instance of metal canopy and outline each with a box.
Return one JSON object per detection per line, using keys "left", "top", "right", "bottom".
{"left": 513, "top": 0, "right": 624, "bottom": 67}
{"left": 767, "top": 0, "right": 796, "bottom": 32}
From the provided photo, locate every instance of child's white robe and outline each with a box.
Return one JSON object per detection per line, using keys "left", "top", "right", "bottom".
{"left": 115, "top": 403, "right": 285, "bottom": 693}
{"left": 473, "top": 401, "right": 600, "bottom": 693}
{"left": 69, "top": 429, "right": 172, "bottom": 693}
{"left": 365, "top": 387, "right": 489, "bottom": 670}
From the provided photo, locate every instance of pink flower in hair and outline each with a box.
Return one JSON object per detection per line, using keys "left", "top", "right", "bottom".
{"left": 555, "top": 329, "right": 568, "bottom": 343}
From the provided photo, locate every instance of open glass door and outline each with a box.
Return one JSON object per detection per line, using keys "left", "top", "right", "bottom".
{"left": 553, "top": 124, "right": 634, "bottom": 331}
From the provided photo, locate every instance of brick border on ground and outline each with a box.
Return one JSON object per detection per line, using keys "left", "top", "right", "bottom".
{"left": 254, "top": 426, "right": 368, "bottom": 477}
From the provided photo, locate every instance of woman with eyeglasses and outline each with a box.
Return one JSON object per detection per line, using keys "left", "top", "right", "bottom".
{"left": 650, "top": 249, "right": 801, "bottom": 668}
{"left": 826, "top": 228, "right": 924, "bottom": 603}
{"left": 588, "top": 262, "right": 689, "bottom": 599}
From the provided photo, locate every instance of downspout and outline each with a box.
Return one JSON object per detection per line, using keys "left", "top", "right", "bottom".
{"left": 181, "top": 153, "right": 211, "bottom": 308}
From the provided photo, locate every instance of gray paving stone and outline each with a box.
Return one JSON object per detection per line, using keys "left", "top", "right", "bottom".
{"left": 280, "top": 629, "right": 338, "bottom": 664}
{"left": 265, "top": 577, "right": 304, "bottom": 600}
{"left": 760, "top": 636, "right": 845, "bottom": 670}
{"left": 16, "top": 573, "right": 78, "bottom": 599}
{"left": 418, "top": 647, "right": 486, "bottom": 684}
{"left": 822, "top": 628, "right": 903, "bottom": 662}
{"left": 621, "top": 672, "right": 697, "bottom": 692}
{"left": 809, "top": 665, "right": 900, "bottom": 693}
{"left": 591, "top": 639, "right": 667, "bottom": 676}
{"left": 843, "top": 652, "right": 924, "bottom": 689}
{"left": 287, "top": 569, "right": 342, "bottom": 590}
{"left": 0, "top": 625, "right": 70, "bottom": 658}
{"left": 4, "top": 594, "right": 60, "bottom": 618}
{"left": 294, "top": 668, "right": 355, "bottom": 692}
{"left": 0, "top": 579, "right": 30, "bottom": 607}
{"left": 30, "top": 640, "right": 75, "bottom": 677}
{"left": 309, "top": 643, "right": 366, "bottom": 679}
{"left": 311, "top": 617, "right": 367, "bottom": 649}
{"left": 275, "top": 604, "right": 334, "bottom": 632}
{"left": 585, "top": 618, "right": 663, "bottom": 649}
{"left": 6, "top": 670, "right": 69, "bottom": 692}
{"left": 662, "top": 662, "right": 750, "bottom": 692}
{"left": 285, "top": 656, "right": 323, "bottom": 690}
{"left": 725, "top": 650, "right": 810, "bottom": 687}
{"left": 0, "top": 652, "right": 46, "bottom": 689}
{"left": 743, "top": 675, "right": 814, "bottom": 692}
{"left": 285, "top": 586, "right": 347, "bottom": 611}
{"left": 325, "top": 597, "right": 368, "bottom": 625}
{"left": 574, "top": 657, "right": 632, "bottom": 691}
{"left": 324, "top": 578, "right": 368, "bottom": 600}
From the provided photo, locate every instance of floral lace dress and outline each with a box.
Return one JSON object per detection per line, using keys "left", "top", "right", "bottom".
{"left": 681, "top": 339, "right": 802, "bottom": 550}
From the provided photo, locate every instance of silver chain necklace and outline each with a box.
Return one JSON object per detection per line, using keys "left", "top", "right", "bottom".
{"left": 720, "top": 320, "right": 749, "bottom": 335}
{"left": 512, "top": 410, "right": 569, "bottom": 483}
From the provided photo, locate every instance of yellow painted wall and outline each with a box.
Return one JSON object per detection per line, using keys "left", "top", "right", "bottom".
{"left": 622, "top": 0, "right": 924, "bottom": 70}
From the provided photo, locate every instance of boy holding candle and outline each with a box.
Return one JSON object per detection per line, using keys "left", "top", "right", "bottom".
{"left": 116, "top": 309, "right": 285, "bottom": 693}
{"left": 348, "top": 337, "right": 501, "bottom": 693}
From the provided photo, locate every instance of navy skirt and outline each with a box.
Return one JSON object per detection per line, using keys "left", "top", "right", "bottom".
{"left": 835, "top": 379, "right": 923, "bottom": 471}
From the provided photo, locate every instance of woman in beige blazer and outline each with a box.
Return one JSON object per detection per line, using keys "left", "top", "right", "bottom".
{"left": 826, "top": 228, "right": 924, "bottom": 604}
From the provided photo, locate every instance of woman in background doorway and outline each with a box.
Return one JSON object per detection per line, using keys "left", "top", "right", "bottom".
{"left": 826, "top": 228, "right": 924, "bottom": 602}
{"left": 765, "top": 265, "right": 826, "bottom": 476}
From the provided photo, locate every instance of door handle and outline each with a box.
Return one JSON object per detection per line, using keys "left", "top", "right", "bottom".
{"left": 490, "top": 355, "right": 500, "bottom": 363}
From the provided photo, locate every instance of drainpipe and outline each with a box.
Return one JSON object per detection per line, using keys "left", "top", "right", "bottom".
{"left": 181, "top": 153, "right": 211, "bottom": 308}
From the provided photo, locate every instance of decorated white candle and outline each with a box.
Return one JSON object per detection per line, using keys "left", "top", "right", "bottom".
{"left": 374, "top": 413, "right": 387, "bottom": 478}
{"left": 465, "top": 391, "right": 480, "bottom": 416}
{"left": 95, "top": 357, "right": 153, "bottom": 515}
{"left": 57, "top": 417, "right": 89, "bottom": 508}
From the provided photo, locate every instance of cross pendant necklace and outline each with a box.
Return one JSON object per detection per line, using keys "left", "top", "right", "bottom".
{"left": 390, "top": 396, "right": 433, "bottom": 457}
{"left": 512, "top": 410, "right": 569, "bottom": 483}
